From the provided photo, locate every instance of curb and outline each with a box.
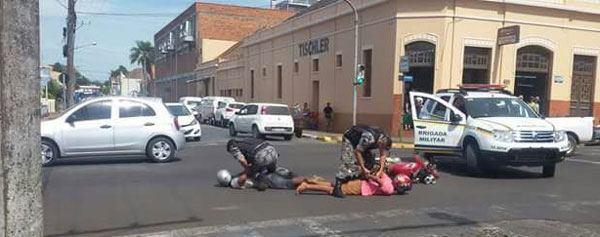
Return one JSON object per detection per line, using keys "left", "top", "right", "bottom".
{"left": 303, "top": 133, "right": 414, "bottom": 149}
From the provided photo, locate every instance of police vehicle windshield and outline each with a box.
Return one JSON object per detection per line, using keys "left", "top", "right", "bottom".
{"left": 464, "top": 97, "right": 538, "bottom": 118}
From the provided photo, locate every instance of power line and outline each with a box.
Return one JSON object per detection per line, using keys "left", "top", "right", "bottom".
{"left": 77, "top": 11, "right": 178, "bottom": 17}
{"left": 54, "top": 0, "right": 67, "bottom": 9}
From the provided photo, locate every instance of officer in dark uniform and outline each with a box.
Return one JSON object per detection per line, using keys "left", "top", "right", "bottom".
{"left": 226, "top": 138, "right": 279, "bottom": 191}
{"left": 333, "top": 125, "right": 392, "bottom": 198}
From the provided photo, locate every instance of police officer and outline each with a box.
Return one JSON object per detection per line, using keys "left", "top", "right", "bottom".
{"left": 333, "top": 125, "right": 392, "bottom": 198}
{"left": 226, "top": 138, "right": 279, "bottom": 191}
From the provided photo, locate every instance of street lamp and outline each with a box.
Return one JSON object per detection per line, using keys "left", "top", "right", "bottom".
{"left": 342, "top": 0, "right": 359, "bottom": 126}
{"left": 74, "top": 41, "right": 97, "bottom": 50}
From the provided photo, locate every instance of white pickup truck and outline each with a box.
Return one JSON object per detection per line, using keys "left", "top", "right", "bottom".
{"left": 410, "top": 85, "right": 571, "bottom": 177}
{"left": 545, "top": 117, "right": 594, "bottom": 156}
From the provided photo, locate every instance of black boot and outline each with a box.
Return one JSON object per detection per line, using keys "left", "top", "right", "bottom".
{"left": 332, "top": 178, "right": 345, "bottom": 198}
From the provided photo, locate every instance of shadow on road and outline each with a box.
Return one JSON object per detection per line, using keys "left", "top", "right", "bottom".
{"left": 299, "top": 212, "right": 480, "bottom": 237}
{"left": 45, "top": 216, "right": 203, "bottom": 237}
{"left": 428, "top": 157, "right": 546, "bottom": 179}
{"left": 47, "top": 156, "right": 182, "bottom": 167}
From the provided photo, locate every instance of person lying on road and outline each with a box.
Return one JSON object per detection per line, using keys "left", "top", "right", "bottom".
{"left": 217, "top": 167, "right": 320, "bottom": 190}
{"left": 334, "top": 125, "right": 392, "bottom": 198}
{"left": 226, "top": 138, "right": 279, "bottom": 191}
{"left": 296, "top": 172, "right": 401, "bottom": 197}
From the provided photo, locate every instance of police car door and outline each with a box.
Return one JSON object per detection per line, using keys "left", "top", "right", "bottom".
{"left": 410, "top": 92, "right": 466, "bottom": 153}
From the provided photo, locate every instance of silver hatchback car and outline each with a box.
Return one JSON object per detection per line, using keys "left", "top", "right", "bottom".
{"left": 41, "top": 97, "right": 186, "bottom": 166}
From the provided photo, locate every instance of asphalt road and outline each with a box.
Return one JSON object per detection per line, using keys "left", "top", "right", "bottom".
{"left": 43, "top": 125, "right": 600, "bottom": 237}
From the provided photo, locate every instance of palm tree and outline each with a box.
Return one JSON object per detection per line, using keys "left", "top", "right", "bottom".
{"left": 110, "top": 65, "right": 129, "bottom": 78}
{"left": 130, "top": 41, "right": 155, "bottom": 95}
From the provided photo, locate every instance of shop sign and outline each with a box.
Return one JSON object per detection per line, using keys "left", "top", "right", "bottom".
{"left": 399, "top": 56, "right": 410, "bottom": 72}
{"left": 298, "top": 37, "right": 329, "bottom": 57}
{"left": 497, "top": 25, "right": 520, "bottom": 46}
{"left": 403, "top": 75, "right": 413, "bottom": 82}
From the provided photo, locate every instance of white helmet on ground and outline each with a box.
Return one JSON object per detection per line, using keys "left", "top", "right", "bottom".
{"left": 217, "top": 169, "right": 232, "bottom": 187}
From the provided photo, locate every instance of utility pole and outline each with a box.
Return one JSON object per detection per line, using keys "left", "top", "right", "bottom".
{"left": 0, "top": 0, "right": 44, "bottom": 236}
{"left": 66, "top": 0, "right": 77, "bottom": 106}
{"left": 342, "top": 0, "right": 359, "bottom": 125}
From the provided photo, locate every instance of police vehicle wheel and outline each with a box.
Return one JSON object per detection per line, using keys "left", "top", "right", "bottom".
{"left": 465, "top": 142, "right": 484, "bottom": 175}
{"left": 566, "top": 134, "right": 577, "bottom": 157}
{"left": 542, "top": 164, "right": 556, "bottom": 178}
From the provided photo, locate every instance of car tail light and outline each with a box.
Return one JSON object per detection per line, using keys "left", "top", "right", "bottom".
{"left": 174, "top": 117, "right": 180, "bottom": 130}
{"left": 261, "top": 106, "right": 267, "bottom": 115}
{"left": 226, "top": 108, "right": 233, "bottom": 112}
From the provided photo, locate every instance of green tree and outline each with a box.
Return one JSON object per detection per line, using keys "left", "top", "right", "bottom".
{"left": 129, "top": 41, "right": 155, "bottom": 78}
{"left": 110, "top": 65, "right": 129, "bottom": 78}
{"left": 46, "top": 80, "right": 63, "bottom": 99}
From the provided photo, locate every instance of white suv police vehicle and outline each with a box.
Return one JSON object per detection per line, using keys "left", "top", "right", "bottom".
{"left": 409, "top": 85, "right": 569, "bottom": 177}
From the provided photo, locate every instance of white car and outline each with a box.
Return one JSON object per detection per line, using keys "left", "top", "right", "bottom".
{"left": 179, "top": 97, "right": 203, "bottom": 117}
{"left": 215, "top": 102, "right": 246, "bottom": 127}
{"left": 197, "top": 96, "right": 235, "bottom": 124}
{"left": 545, "top": 117, "right": 594, "bottom": 156}
{"left": 228, "top": 103, "right": 294, "bottom": 140}
{"left": 166, "top": 103, "right": 202, "bottom": 141}
{"left": 411, "top": 85, "right": 569, "bottom": 177}
{"left": 41, "top": 97, "right": 186, "bottom": 166}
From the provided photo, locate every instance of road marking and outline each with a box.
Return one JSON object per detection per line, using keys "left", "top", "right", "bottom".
{"left": 212, "top": 205, "right": 240, "bottom": 211}
{"left": 301, "top": 219, "right": 342, "bottom": 237}
{"left": 566, "top": 158, "right": 600, "bottom": 165}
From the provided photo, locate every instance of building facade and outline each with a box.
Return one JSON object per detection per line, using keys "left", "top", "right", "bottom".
{"left": 153, "top": 3, "right": 294, "bottom": 102}
{"left": 206, "top": 0, "right": 600, "bottom": 135}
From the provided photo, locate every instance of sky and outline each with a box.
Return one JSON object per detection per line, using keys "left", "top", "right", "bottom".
{"left": 40, "top": 0, "right": 279, "bottom": 82}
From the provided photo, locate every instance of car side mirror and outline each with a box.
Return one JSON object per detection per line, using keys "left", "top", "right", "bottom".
{"left": 450, "top": 113, "right": 462, "bottom": 123}
{"left": 66, "top": 115, "right": 76, "bottom": 124}
{"left": 235, "top": 111, "right": 240, "bottom": 115}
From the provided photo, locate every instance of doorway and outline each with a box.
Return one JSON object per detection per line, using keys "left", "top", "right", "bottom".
{"left": 312, "top": 81, "right": 320, "bottom": 114}
{"left": 405, "top": 42, "right": 435, "bottom": 94}
{"left": 514, "top": 46, "right": 553, "bottom": 116}
{"left": 570, "top": 55, "right": 597, "bottom": 117}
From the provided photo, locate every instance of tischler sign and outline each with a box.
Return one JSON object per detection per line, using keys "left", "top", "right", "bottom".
{"left": 298, "top": 37, "right": 329, "bottom": 57}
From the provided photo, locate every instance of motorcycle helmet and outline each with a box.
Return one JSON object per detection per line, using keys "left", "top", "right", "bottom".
{"left": 217, "top": 169, "right": 232, "bottom": 187}
{"left": 392, "top": 174, "right": 412, "bottom": 195}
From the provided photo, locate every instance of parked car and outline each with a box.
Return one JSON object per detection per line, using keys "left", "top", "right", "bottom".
{"left": 41, "top": 97, "right": 186, "bottom": 166}
{"left": 228, "top": 103, "right": 294, "bottom": 140}
{"left": 197, "top": 96, "right": 235, "bottom": 124}
{"left": 166, "top": 103, "right": 202, "bottom": 141}
{"left": 215, "top": 101, "right": 246, "bottom": 127}
{"left": 179, "top": 97, "right": 202, "bottom": 117}
{"left": 290, "top": 106, "right": 304, "bottom": 138}
{"left": 412, "top": 84, "right": 569, "bottom": 177}
{"left": 545, "top": 117, "right": 594, "bottom": 156}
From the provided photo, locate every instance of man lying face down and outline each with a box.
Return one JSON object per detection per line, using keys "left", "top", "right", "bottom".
{"left": 295, "top": 172, "right": 409, "bottom": 197}
{"left": 217, "top": 166, "right": 310, "bottom": 190}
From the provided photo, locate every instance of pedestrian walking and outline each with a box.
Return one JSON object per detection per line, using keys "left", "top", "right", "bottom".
{"left": 323, "top": 102, "right": 334, "bottom": 132}
{"left": 528, "top": 96, "right": 540, "bottom": 114}
{"left": 226, "top": 138, "right": 279, "bottom": 191}
{"left": 333, "top": 125, "right": 392, "bottom": 198}
{"left": 402, "top": 102, "right": 412, "bottom": 130}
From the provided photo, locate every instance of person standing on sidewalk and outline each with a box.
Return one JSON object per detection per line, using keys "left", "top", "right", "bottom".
{"left": 323, "top": 102, "right": 334, "bottom": 132}
{"left": 226, "top": 138, "right": 279, "bottom": 191}
{"left": 333, "top": 125, "right": 392, "bottom": 198}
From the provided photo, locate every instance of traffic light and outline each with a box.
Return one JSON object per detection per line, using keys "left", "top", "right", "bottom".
{"left": 63, "top": 45, "right": 68, "bottom": 58}
{"left": 356, "top": 64, "right": 365, "bottom": 85}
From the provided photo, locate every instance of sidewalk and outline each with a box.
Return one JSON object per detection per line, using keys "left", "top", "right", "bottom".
{"left": 302, "top": 129, "right": 414, "bottom": 149}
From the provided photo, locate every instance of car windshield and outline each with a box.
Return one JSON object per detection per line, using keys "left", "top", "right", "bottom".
{"left": 465, "top": 97, "right": 538, "bottom": 118}
{"left": 229, "top": 103, "right": 244, "bottom": 109}
{"left": 266, "top": 106, "right": 290, "bottom": 115}
{"left": 167, "top": 105, "right": 191, "bottom": 116}
{"left": 187, "top": 101, "right": 201, "bottom": 108}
